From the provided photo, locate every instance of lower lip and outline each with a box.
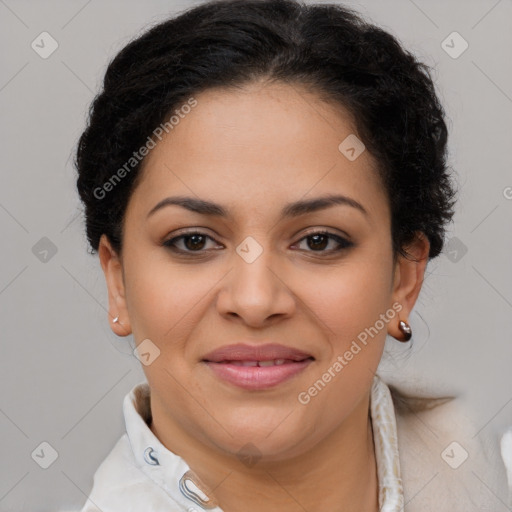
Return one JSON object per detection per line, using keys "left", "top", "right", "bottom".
{"left": 203, "top": 360, "right": 313, "bottom": 390}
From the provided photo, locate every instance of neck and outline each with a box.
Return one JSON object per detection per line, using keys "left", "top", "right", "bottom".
{"left": 150, "top": 391, "right": 379, "bottom": 512}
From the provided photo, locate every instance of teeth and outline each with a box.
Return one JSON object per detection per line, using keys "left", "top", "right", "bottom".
{"left": 228, "top": 359, "right": 288, "bottom": 367}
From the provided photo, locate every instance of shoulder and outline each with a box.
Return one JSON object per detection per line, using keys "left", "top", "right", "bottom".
{"left": 78, "top": 434, "right": 175, "bottom": 512}
{"left": 390, "top": 385, "right": 511, "bottom": 511}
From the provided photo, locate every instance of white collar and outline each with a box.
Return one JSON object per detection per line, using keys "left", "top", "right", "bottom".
{"left": 123, "top": 373, "right": 404, "bottom": 511}
{"left": 370, "top": 374, "right": 405, "bottom": 511}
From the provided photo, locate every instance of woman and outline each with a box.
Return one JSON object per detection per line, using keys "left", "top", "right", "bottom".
{"left": 74, "top": 0, "right": 511, "bottom": 510}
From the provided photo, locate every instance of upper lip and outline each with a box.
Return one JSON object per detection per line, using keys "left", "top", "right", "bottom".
{"left": 202, "top": 343, "right": 314, "bottom": 363}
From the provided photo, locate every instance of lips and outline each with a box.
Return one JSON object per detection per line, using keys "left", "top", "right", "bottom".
{"left": 202, "top": 343, "right": 314, "bottom": 390}
{"left": 202, "top": 343, "right": 313, "bottom": 363}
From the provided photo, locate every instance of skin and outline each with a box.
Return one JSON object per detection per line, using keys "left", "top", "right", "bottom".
{"left": 99, "top": 79, "right": 429, "bottom": 512}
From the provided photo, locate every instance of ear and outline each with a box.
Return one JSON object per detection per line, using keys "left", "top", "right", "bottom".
{"left": 98, "top": 234, "right": 132, "bottom": 337}
{"left": 387, "top": 231, "right": 430, "bottom": 341}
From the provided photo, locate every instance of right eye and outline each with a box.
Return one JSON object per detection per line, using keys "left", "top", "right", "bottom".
{"left": 162, "top": 231, "right": 224, "bottom": 254}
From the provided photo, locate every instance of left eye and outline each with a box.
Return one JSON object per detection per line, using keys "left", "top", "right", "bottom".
{"left": 293, "top": 231, "right": 353, "bottom": 253}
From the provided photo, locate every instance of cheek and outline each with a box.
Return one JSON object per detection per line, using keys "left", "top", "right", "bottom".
{"left": 304, "top": 256, "right": 393, "bottom": 348}
{"left": 123, "top": 248, "right": 215, "bottom": 342}
{"left": 294, "top": 259, "right": 393, "bottom": 431}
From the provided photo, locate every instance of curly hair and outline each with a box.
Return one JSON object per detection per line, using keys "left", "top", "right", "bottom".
{"left": 75, "top": 0, "right": 456, "bottom": 261}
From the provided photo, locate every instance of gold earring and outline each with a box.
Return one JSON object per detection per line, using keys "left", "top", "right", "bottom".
{"left": 398, "top": 319, "right": 412, "bottom": 342}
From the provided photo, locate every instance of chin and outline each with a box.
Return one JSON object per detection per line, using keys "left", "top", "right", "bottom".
{"left": 205, "top": 414, "right": 315, "bottom": 462}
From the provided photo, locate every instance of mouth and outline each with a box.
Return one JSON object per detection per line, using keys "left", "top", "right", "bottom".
{"left": 202, "top": 343, "right": 315, "bottom": 390}
{"left": 217, "top": 359, "right": 304, "bottom": 366}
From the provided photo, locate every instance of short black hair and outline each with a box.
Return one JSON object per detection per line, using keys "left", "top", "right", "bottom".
{"left": 75, "top": 0, "right": 456, "bottom": 260}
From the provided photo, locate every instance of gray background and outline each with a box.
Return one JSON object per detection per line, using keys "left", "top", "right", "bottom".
{"left": 0, "top": 0, "right": 511, "bottom": 510}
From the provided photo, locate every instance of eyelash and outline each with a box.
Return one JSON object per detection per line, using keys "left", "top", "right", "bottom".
{"left": 162, "top": 229, "right": 354, "bottom": 256}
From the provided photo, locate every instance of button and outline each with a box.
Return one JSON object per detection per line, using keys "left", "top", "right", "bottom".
{"left": 179, "top": 470, "right": 218, "bottom": 509}
{"left": 143, "top": 446, "right": 160, "bottom": 465}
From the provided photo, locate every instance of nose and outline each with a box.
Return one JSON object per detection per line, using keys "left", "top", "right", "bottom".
{"left": 216, "top": 244, "right": 296, "bottom": 328}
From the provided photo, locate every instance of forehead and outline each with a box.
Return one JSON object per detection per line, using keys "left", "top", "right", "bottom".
{"left": 127, "top": 81, "right": 388, "bottom": 224}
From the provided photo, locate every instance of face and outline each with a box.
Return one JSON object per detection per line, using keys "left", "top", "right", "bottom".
{"left": 100, "top": 80, "right": 428, "bottom": 463}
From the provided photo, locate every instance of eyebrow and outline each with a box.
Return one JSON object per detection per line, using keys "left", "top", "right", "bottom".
{"left": 146, "top": 194, "right": 368, "bottom": 219}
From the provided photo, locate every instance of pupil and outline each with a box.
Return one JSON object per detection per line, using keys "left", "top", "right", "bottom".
{"left": 309, "top": 234, "right": 328, "bottom": 250}
{"left": 185, "top": 234, "right": 205, "bottom": 250}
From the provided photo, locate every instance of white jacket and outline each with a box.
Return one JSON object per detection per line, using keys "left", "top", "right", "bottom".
{"left": 76, "top": 375, "right": 511, "bottom": 511}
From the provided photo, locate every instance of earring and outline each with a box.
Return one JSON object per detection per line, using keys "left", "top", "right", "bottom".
{"left": 398, "top": 319, "right": 412, "bottom": 342}
{"left": 113, "top": 316, "right": 119, "bottom": 324}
